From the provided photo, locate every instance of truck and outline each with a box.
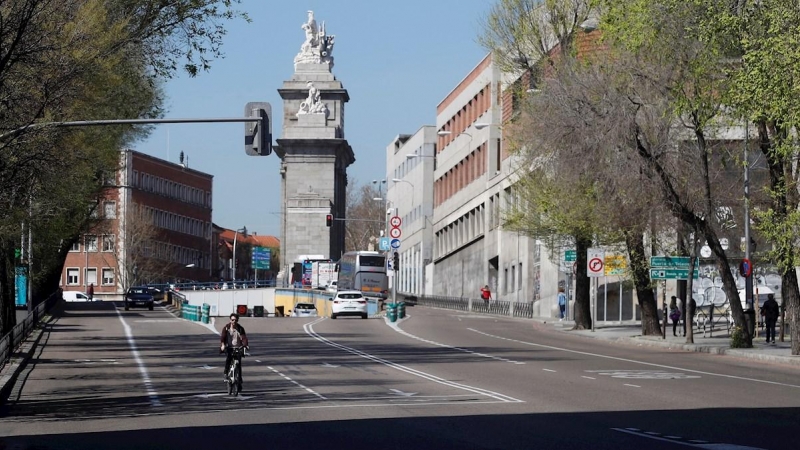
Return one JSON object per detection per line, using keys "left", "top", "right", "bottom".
{"left": 310, "top": 262, "right": 337, "bottom": 289}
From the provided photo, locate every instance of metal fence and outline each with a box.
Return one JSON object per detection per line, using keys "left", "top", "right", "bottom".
{"left": 0, "top": 290, "right": 61, "bottom": 372}
{"left": 404, "top": 293, "right": 535, "bottom": 319}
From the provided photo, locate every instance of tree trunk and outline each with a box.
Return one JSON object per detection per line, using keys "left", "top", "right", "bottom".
{"left": 780, "top": 263, "right": 800, "bottom": 355}
{"left": 572, "top": 234, "right": 593, "bottom": 330}
{"left": 0, "top": 240, "right": 17, "bottom": 335}
{"left": 624, "top": 230, "right": 660, "bottom": 335}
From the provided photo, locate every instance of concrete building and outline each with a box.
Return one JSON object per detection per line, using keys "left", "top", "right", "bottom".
{"left": 61, "top": 150, "right": 214, "bottom": 299}
{"left": 385, "top": 126, "right": 437, "bottom": 296}
{"left": 388, "top": 53, "right": 561, "bottom": 312}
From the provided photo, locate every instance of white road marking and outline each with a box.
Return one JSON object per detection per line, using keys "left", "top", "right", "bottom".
{"left": 624, "top": 384, "right": 641, "bottom": 388}
{"left": 268, "top": 366, "right": 326, "bottom": 400}
{"left": 542, "top": 369, "right": 557, "bottom": 372}
{"left": 582, "top": 376, "right": 596, "bottom": 380}
{"left": 586, "top": 369, "right": 701, "bottom": 379}
{"left": 385, "top": 320, "right": 525, "bottom": 365}
{"left": 612, "top": 428, "right": 766, "bottom": 449}
{"left": 389, "top": 389, "right": 417, "bottom": 397}
{"left": 115, "top": 308, "right": 162, "bottom": 407}
{"left": 305, "top": 320, "right": 522, "bottom": 403}
{"left": 471, "top": 329, "right": 800, "bottom": 389}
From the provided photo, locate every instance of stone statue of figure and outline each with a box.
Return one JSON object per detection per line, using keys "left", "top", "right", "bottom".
{"left": 294, "top": 10, "right": 335, "bottom": 69}
{"left": 297, "top": 81, "right": 328, "bottom": 117}
{"left": 300, "top": 10, "right": 317, "bottom": 54}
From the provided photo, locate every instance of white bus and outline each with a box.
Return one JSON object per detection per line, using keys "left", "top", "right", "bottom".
{"left": 336, "top": 251, "right": 388, "bottom": 299}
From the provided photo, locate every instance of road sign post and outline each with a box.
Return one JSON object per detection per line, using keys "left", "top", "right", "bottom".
{"left": 587, "top": 248, "right": 605, "bottom": 333}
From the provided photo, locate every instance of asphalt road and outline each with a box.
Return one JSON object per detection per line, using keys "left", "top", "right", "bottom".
{"left": 1, "top": 302, "right": 798, "bottom": 450}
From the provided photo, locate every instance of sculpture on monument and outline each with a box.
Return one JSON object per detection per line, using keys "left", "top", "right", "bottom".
{"left": 297, "top": 81, "right": 329, "bottom": 117}
{"left": 294, "top": 10, "right": 335, "bottom": 69}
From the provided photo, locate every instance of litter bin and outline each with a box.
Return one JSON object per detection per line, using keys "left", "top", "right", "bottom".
{"left": 743, "top": 309, "right": 756, "bottom": 338}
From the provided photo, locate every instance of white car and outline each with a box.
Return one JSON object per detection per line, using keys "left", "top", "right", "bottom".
{"left": 291, "top": 302, "right": 318, "bottom": 318}
{"left": 330, "top": 290, "right": 368, "bottom": 319}
{"left": 326, "top": 280, "right": 338, "bottom": 293}
{"left": 63, "top": 291, "right": 90, "bottom": 302}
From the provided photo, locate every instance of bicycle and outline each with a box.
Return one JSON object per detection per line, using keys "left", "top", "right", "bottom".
{"left": 224, "top": 346, "right": 246, "bottom": 396}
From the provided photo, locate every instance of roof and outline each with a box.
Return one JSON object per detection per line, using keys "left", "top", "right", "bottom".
{"left": 218, "top": 229, "right": 279, "bottom": 248}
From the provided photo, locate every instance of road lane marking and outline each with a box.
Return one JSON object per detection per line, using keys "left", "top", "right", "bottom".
{"left": 305, "top": 320, "right": 522, "bottom": 403}
{"left": 268, "top": 366, "right": 326, "bottom": 400}
{"left": 623, "top": 384, "right": 641, "bottom": 388}
{"left": 586, "top": 369, "right": 700, "bottom": 379}
{"left": 470, "top": 329, "right": 800, "bottom": 389}
{"left": 582, "top": 376, "right": 596, "bottom": 380}
{"left": 115, "top": 308, "right": 162, "bottom": 407}
{"left": 542, "top": 369, "right": 556, "bottom": 372}
{"left": 385, "top": 320, "right": 525, "bottom": 365}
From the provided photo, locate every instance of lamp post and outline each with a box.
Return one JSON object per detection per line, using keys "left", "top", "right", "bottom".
{"left": 232, "top": 226, "right": 247, "bottom": 282}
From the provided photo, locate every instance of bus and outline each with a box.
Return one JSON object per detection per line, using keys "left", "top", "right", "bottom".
{"left": 336, "top": 251, "right": 388, "bottom": 299}
{"left": 290, "top": 255, "right": 331, "bottom": 287}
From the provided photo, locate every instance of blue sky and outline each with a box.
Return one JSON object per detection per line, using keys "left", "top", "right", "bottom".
{"left": 135, "top": 0, "right": 492, "bottom": 237}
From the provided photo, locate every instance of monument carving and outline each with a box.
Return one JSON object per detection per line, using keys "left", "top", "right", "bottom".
{"left": 297, "top": 81, "right": 328, "bottom": 117}
{"left": 294, "top": 10, "right": 335, "bottom": 69}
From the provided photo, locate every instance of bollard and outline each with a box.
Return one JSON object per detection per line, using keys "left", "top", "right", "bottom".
{"left": 397, "top": 302, "right": 406, "bottom": 319}
{"left": 386, "top": 303, "right": 398, "bottom": 323}
{"left": 201, "top": 304, "right": 210, "bottom": 324}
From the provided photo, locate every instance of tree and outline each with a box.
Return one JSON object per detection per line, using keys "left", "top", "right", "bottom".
{"left": 344, "top": 180, "right": 385, "bottom": 252}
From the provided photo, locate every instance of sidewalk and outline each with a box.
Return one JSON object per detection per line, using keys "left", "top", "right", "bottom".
{"left": 541, "top": 319, "right": 799, "bottom": 366}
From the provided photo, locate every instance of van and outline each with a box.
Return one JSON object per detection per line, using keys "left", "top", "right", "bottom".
{"left": 63, "top": 291, "right": 90, "bottom": 302}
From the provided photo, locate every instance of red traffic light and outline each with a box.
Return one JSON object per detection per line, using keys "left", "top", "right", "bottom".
{"left": 326, "top": 214, "right": 333, "bottom": 227}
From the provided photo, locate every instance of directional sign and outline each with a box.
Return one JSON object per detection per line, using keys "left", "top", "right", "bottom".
{"left": 389, "top": 216, "right": 402, "bottom": 228}
{"left": 564, "top": 250, "right": 576, "bottom": 262}
{"left": 650, "top": 256, "right": 690, "bottom": 268}
{"left": 389, "top": 227, "right": 401, "bottom": 239}
{"left": 379, "top": 237, "right": 391, "bottom": 251}
{"left": 650, "top": 268, "right": 699, "bottom": 280}
{"left": 390, "top": 238, "right": 401, "bottom": 249}
{"left": 587, "top": 248, "right": 605, "bottom": 278}
{"left": 251, "top": 246, "right": 271, "bottom": 270}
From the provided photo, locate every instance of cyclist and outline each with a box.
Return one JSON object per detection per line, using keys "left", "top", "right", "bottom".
{"left": 220, "top": 313, "right": 249, "bottom": 390}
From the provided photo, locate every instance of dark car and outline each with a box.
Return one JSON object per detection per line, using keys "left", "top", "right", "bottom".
{"left": 125, "top": 287, "right": 154, "bottom": 311}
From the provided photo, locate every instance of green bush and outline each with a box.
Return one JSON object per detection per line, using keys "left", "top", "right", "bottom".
{"left": 730, "top": 326, "right": 751, "bottom": 348}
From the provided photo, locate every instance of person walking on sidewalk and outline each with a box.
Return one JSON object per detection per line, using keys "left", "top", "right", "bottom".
{"left": 87, "top": 283, "right": 94, "bottom": 302}
{"left": 669, "top": 296, "right": 681, "bottom": 336}
{"left": 557, "top": 287, "right": 567, "bottom": 321}
{"left": 480, "top": 285, "right": 492, "bottom": 305}
{"left": 761, "top": 294, "right": 780, "bottom": 344}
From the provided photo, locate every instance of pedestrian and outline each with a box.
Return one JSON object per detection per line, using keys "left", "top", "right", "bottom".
{"left": 557, "top": 287, "right": 567, "bottom": 321}
{"left": 87, "top": 283, "right": 94, "bottom": 302}
{"left": 761, "top": 293, "right": 780, "bottom": 344}
{"left": 480, "top": 285, "right": 492, "bottom": 305}
{"left": 669, "top": 296, "right": 681, "bottom": 336}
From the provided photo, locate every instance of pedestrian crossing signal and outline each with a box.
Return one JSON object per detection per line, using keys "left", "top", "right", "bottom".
{"left": 326, "top": 214, "right": 333, "bottom": 227}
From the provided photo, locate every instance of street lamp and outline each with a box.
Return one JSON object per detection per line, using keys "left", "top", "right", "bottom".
{"left": 232, "top": 226, "right": 247, "bottom": 282}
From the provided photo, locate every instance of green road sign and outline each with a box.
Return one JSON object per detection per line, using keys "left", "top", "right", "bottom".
{"left": 565, "top": 250, "right": 576, "bottom": 262}
{"left": 650, "top": 256, "right": 690, "bottom": 268}
{"left": 650, "top": 268, "right": 699, "bottom": 280}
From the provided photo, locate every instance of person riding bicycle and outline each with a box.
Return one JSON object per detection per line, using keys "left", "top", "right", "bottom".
{"left": 220, "top": 313, "right": 249, "bottom": 388}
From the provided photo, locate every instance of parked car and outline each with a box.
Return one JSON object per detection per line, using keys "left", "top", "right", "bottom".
{"left": 330, "top": 290, "right": 368, "bottom": 319}
{"left": 125, "top": 286, "right": 154, "bottom": 311}
{"left": 63, "top": 291, "right": 90, "bottom": 302}
{"left": 291, "top": 302, "right": 318, "bottom": 318}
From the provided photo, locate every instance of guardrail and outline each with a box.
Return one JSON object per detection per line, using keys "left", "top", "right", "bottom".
{"left": 403, "top": 294, "right": 534, "bottom": 319}
{"left": 0, "top": 290, "right": 62, "bottom": 372}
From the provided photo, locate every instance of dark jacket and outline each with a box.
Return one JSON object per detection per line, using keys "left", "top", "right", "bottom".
{"left": 220, "top": 323, "right": 249, "bottom": 347}
{"left": 761, "top": 298, "right": 780, "bottom": 321}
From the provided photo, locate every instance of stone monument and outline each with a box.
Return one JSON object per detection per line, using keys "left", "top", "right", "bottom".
{"left": 275, "top": 10, "right": 354, "bottom": 273}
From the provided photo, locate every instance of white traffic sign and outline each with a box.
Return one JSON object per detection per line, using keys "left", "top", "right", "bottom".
{"left": 587, "top": 248, "right": 605, "bottom": 278}
{"left": 389, "top": 216, "right": 402, "bottom": 228}
{"left": 390, "top": 238, "right": 401, "bottom": 249}
{"left": 389, "top": 227, "right": 401, "bottom": 239}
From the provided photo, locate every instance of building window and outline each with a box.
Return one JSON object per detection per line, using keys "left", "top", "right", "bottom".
{"left": 102, "top": 235, "right": 115, "bottom": 252}
{"left": 67, "top": 268, "right": 79, "bottom": 285}
{"left": 85, "top": 235, "right": 98, "bottom": 252}
{"left": 86, "top": 268, "right": 97, "bottom": 286}
{"left": 104, "top": 201, "right": 116, "bottom": 219}
{"left": 102, "top": 268, "right": 115, "bottom": 285}
{"left": 70, "top": 241, "right": 80, "bottom": 252}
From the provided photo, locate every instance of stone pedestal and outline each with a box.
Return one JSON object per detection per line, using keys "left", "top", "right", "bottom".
{"left": 276, "top": 62, "right": 354, "bottom": 270}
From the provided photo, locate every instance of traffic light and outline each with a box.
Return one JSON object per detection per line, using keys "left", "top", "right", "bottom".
{"left": 326, "top": 214, "right": 333, "bottom": 227}
{"left": 14, "top": 248, "right": 21, "bottom": 261}
{"left": 244, "top": 102, "right": 272, "bottom": 156}
{"left": 393, "top": 251, "right": 400, "bottom": 272}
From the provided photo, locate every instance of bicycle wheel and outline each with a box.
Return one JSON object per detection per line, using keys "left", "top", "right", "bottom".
{"left": 232, "top": 365, "right": 240, "bottom": 396}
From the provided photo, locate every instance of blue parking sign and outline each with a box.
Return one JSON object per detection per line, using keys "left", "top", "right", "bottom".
{"left": 379, "top": 237, "right": 391, "bottom": 251}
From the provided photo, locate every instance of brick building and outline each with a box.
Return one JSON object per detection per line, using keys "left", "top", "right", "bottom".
{"left": 61, "top": 150, "right": 214, "bottom": 299}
